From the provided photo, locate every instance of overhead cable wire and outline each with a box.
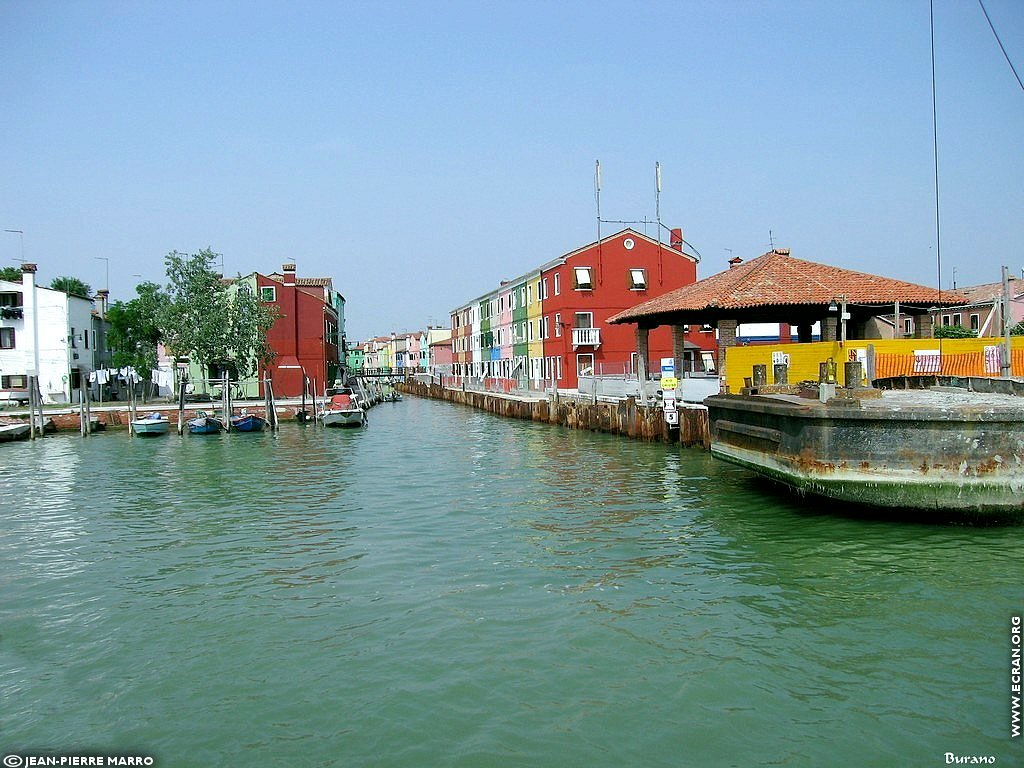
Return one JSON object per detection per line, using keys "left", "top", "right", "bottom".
{"left": 978, "top": 0, "right": 1024, "bottom": 93}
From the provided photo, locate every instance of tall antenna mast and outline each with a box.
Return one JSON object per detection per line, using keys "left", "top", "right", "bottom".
{"left": 655, "top": 161, "right": 662, "bottom": 225}
{"left": 655, "top": 161, "right": 664, "bottom": 284}
{"left": 595, "top": 159, "right": 603, "bottom": 283}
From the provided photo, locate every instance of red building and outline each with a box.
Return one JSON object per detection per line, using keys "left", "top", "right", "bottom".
{"left": 540, "top": 228, "right": 712, "bottom": 389}
{"left": 253, "top": 263, "right": 341, "bottom": 398}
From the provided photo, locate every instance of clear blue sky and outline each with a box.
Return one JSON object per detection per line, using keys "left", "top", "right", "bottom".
{"left": 2, "top": 0, "right": 1022, "bottom": 341}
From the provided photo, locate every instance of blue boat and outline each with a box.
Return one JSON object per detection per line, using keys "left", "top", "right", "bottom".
{"left": 187, "top": 411, "right": 224, "bottom": 435}
{"left": 230, "top": 412, "right": 267, "bottom": 432}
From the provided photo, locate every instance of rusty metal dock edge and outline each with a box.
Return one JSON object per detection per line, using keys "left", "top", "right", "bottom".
{"left": 399, "top": 381, "right": 710, "bottom": 447}
{"left": 705, "top": 393, "right": 1024, "bottom": 518}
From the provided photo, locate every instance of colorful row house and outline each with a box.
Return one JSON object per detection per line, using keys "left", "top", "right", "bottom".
{"left": 450, "top": 228, "right": 716, "bottom": 390}
{"left": 347, "top": 327, "right": 452, "bottom": 378}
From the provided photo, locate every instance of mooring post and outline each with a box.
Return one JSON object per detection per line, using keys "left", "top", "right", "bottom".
{"left": 177, "top": 376, "right": 186, "bottom": 435}
{"left": 752, "top": 364, "right": 767, "bottom": 388}
{"left": 128, "top": 386, "right": 135, "bottom": 438}
{"left": 29, "top": 375, "right": 37, "bottom": 440}
{"left": 225, "top": 377, "right": 233, "bottom": 432}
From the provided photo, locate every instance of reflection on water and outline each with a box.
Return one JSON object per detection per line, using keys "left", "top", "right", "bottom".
{"left": 0, "top": 399, "right": 1019, "bottom": 767}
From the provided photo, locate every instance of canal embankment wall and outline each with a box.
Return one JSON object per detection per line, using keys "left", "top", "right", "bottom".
{"left": 2, "top": 402, "right": 305, "bottom": 431}
{"left": 399, "top": 380, "right": 710, "bottom": 448}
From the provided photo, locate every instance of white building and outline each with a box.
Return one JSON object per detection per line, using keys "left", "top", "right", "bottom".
{"left": 0, "top": 264, "right": 108, "bottom": 404}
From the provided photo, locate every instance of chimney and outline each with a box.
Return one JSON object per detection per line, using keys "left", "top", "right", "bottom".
{"left": 670, "top": 228, "right": 684, "bottom": 252}
{"left": 95, "top": 289, "right": 109, "bottom": 319}
{"left": 728, "top": 256, "right": 743, "bottom": 268}
{"left": 773, "top": 248, "right": 791, "bottom": 256}
{"left": 282, "top": 263, "right": 296, "bottom": 286}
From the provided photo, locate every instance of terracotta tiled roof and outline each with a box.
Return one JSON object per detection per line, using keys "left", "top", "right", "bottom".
{"left": 267, "top": 272, "right": 333, "bottom": 287}
{"left": 608, "top": 249, "right": 967, "bottom": 324}
{"left": 950, "top": 278, "right": 1022, "bottom": 305}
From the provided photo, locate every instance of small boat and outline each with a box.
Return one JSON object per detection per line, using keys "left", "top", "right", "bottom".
{"left": 0, "top": 423, "right": 31, "bottom": 442}
{"left": 187, "top": 411, "right": 224, "bottom": 435}
{"left": 230, "top": 411, "right": 267, "bottom": 432}
{"left": 318, "top": 391, "right": 367, "bottom": 427}
{"left": 131, "top": 412, "right": 170, "bottom": 436}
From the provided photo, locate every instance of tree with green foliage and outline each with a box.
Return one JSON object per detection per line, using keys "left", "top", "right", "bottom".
{"left": 158, "top": 249, "right": 228, "bottom": 375}
{"left": 50, "top": 276, "right": 93, "bottom": 297}
{"left": 1011, "top": 320, "right": 1024, "bottom": 336}
{"left": 934, "top": 324, "right": 977, "bottom": 339}
{"left": 226, "top": 282, "right": 280, "bottom": 379}
{"left": 157, "top": 248, "right": 279, "bottom": 384}
{"left": 107, "top": 281, "right": 169, "bottom": 374}
{"left": 0, "top": 266, "right": 22, "bottom": 282}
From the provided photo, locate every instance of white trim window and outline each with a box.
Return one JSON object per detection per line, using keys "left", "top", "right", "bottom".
{"left": 574, "top": 266, "right": 593, "bottom": 290}
{"left": 0, "top": 327, "right": 14, "bottom": 349}
{"left": 542, "top": 278, "right": 548, "bottom": 300}
{"left": 260, "top": 286, "right": 276, "bottom": 302}
{"left": 554, "top": 273, "right": 560, "bottom": 296}
{"left": 554, "top": 312, "right": 561, "bottom": 337}
{"left": 576, "top": 353, "right": 595, "bottom": 377}
{"left": 629, "top": 268, "right": 647, "bottom": 290}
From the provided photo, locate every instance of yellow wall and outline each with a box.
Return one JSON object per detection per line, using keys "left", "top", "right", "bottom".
{"left": 527, "top": 277, "right": 544, "bottom": 362}
{"left": 723, "top": 337, "right": 1024, "bottom": 392}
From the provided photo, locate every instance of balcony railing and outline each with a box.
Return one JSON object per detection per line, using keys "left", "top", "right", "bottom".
{"left": 572, "top": 327, "right": 601, "bottom": 348}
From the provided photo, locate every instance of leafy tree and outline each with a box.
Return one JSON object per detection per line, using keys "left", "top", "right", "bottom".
{"left": 107, "top": 281, "right": 169, "bottom": 373}
{"left": 50, "top": 276, "right": 93, "bottom": 297}
{"left": 934, "top": 324, "right": 977, "bottom": 339}
{"left": 157, "top": 249, "right": 228, "bottom": 375}
{"left": 157, "top": 248, "right": 280, "bottom": 384}
{"left": 1011, "top": 320, "right": 1024, "bottom": 336}
{"left": 226, "top": 283, "right": 280, "bottom": 379}
{"left": 0, "top": 266, "right": 22, "bottom": 282}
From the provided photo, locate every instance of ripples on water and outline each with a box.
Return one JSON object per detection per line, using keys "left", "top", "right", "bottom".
{"left": 1, "top": 397, "right": 1020, "bottom": 766}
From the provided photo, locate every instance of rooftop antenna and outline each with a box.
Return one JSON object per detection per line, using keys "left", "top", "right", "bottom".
{"left": 655, "top": 161, "right": 664, "bottom": 284}
{"left": 595, "top": 159, "right": 603, "bottom": 283}
{"left": 769, "top": 229, "right": 776, "bottom": 250}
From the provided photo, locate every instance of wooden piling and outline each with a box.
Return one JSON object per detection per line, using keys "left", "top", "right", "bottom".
{"left": 177, "top": 376, "right": 187, "bottom": 435}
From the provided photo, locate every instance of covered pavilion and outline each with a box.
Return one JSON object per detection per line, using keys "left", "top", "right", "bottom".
{"left": 607, "top": 247, "right": 967, "bottom": 384}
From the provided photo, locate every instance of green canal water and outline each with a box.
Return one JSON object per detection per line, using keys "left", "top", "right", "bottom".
{"left": 1, "top": 396, "right": 1020, "bottom": 767}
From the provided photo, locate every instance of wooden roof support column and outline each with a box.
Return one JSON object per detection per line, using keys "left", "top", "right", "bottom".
{"left": 822, "top": 315, "right": 838, "bottom": 342}
{"left": 672, "top": 325, "right": 686, "bottom": 380}
{"left": 717, "top": 319, "right": 738, "bottom": 391}
{"left": 636, "top": 325, "right": 651, "bottom": 401}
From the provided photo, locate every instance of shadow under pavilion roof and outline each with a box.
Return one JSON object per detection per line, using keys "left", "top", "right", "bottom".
{"left": 608, "top": 248, "right": 967, "bottom": 328}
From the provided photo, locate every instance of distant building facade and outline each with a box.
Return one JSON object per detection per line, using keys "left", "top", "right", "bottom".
{"left": 449, "top": 228, "right": 713, "bottom": 390}
{"left": 0, "top": 265, "right": 110, "bottom": 404}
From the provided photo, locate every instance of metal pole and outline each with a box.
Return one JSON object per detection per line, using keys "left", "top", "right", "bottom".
{"left": 1002, "top": 265, "right": 1013, "bottom": 378}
